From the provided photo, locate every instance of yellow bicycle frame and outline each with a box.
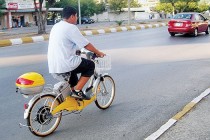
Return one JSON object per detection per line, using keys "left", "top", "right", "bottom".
{"left": 51, "top": 94, "right": 96, "bottom": 115}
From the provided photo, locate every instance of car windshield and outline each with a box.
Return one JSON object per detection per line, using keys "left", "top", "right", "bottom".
{"left": 173, "top": 14, "right": 192, "bottom": 19}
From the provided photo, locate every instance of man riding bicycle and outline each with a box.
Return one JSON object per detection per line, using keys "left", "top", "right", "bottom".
{"left": 48, "top": 6, "right": 105, "bottom": 100}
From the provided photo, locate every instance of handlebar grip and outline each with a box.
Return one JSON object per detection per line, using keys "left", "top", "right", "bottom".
{"left": 76, "top": 50, "right": 81, "bottom": 55}
{"left": 92, "top": 53, "right": 97, "bottom": 60}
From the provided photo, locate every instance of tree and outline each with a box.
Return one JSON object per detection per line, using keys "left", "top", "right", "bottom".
{"left": 54, "top": 0, "right": 77, "bottom": 9}
{"left": 54, "top": 0, "right": 105, "bottom": 17}
{"left": 197, "top": 2, "right": 209, "bottom": 13}
{"left": 130, "top": 0, "right": 141, "bottom": 8}
{"left": 160, "top": 0, "right": 199, "bottom": 5}
{"left": 184, "top": 2, "right": 198, "bottom": 12}
{"left": 34, "top": 0, "right": 56, "bottom": 34}
{"left": 109, "top": 0, "right": 140, "bottom": 14}
{"left": 80, "top": 0, "right": 103, "bottom": 17}
{"left": 160, "top": 0, "right": 178, "bottom": 14}
{"left": 95, "top": 2, "right": 106, "bottom": 14}
{"left": 155, "top": 3, "right": 173, "bottom": 14}
{"left": 174, "top": 1, "right": 186, "bottom": 13}
{"left": 109, "top": 0, "right": 127, "bottom": 14}
{"left": 180, "top": 0, "right": 199, "bottom": 12}
{"left": 174, "top": 1, "right": 198, "bottom": 13}
{"left": 160, "top": 0, "right": 199, "bottom": 14}
{"left": 0, "top": 0, "right": 5, "bottom": 17}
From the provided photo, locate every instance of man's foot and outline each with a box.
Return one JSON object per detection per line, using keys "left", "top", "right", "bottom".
{"left": 71, "top": 90, "right": 91, "bottom": 100}
{"left": 85, "top": 86, "right": 93, "bottom": 97}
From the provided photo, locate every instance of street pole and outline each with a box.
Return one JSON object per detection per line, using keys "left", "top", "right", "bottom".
{"left": 128, "top": 0, "right": 131, "bottom": 25}
{"left": 78, "top": 0, "right": 81, "bottom": 25}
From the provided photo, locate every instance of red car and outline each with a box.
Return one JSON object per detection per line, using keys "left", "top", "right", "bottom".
{"left": 168, "top": 12, "right": 209, "bottom": 37}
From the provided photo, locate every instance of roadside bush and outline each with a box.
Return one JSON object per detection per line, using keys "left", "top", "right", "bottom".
{"left": 115, "top": 20, "right": 124, "bottom": 26}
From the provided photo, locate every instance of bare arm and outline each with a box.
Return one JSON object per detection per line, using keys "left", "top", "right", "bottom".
{"left": 84, "top": 43, "right": 105, "bottom": 57}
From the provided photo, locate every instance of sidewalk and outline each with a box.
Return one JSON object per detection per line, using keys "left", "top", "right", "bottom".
{"left": 0, "top": 19, "right": 168, "bottom": 47}
{"left": 146, "top": 89, "right": 210, "bottom": 140}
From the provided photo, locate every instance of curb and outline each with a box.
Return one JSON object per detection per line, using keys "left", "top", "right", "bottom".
{"left": 145, "top": 88, "right": 210, "bottom": 140}
{"left": 0, "top": 23, "right": 167, "bottom": 47}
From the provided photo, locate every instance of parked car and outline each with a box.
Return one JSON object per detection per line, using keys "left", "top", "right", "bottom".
{"left": 55, "top": 18, "right": 62, "bottom": 23}
{"left": 79, "top": 17, "right": 95, "bottom": 24}
{"left": 47, "top": 18, "right": 62, "bottom": 25}
{"left": 47, "top": 19, "right": 55, "bottom": 25}
{"left": 168, "top": 12, "right": 209, "bottom": 37}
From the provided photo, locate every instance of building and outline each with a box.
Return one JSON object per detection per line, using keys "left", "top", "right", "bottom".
{"left": 138, "top": 0, "right": 159, "bottom": 11}
{"left": 0, "top": 0, "right": 47, "bottom": 29}
{"left": 0, "top": 0, "right": 63, "bottom": 29}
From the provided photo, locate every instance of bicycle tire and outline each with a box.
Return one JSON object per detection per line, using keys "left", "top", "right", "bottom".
{"left": 95, "top": 75, "right": 115, "bottom": 110}
{"left": 27, "top": 94, "right": 62, "bottom": 137}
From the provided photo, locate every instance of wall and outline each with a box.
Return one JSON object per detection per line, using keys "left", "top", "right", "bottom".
{"left": 91, "top": 11, "right": 162, "bottom": 22}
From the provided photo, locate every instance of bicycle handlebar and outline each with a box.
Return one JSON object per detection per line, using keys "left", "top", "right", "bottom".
{"left": 78, "top": 48, "right": 98, "bottom": 60}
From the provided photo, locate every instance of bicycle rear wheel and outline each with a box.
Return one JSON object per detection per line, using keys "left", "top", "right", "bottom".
{"left": 27, "top": 95, "right": 62, "bottom": 137}
{"left": 95, "top": 75, "right": 115, "bottom": 109}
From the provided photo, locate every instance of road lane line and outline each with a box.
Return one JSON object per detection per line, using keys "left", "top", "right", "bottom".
{"left": 10, "top": 38, "right": 23, "bottom": 45}
{"left": 139, "top": 25, "right": 145, "bottom": 29}
{"left": 0, "top": 40, "right": 12, "bottom": 47}
{"left": 145, "top": 119, "right": 177, "bottom": 140}
{"left": 97, "top": 29, "right": 105, "bottom": 34}
{"left": 147, "top": 24, "right": 153, "bottom": 28}
{"left": 145, "top": 88, "right": 210, "bottom": 140}
{"left": 32, "top": 36, "right": 44, "bottom": 42}
{"left": 121, "top": 27, "right": 128, "bottom": 31}
{"left": 154, "top": 24, "right": 160, "bottom": 27}
{"left": 130, "top": 26, "right": 137, "bottom": 30}
{"left": 172, "top": 102, "right": 196, "bottom": 120}
{"left": 84, "top": 31, "right": 93, "bottom": 35}
{"left": 110, "top": 28, "right": 117, "bottom": 32}
{"left": 191, "top": 88, "right": 210, "bottom": 103}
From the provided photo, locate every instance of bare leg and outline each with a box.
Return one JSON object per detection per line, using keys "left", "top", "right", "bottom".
{"left": 74, "top": 76, "right": 90, "bottom": 91}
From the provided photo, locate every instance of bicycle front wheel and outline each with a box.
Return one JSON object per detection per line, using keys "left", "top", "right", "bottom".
{"left": 27, "top": 95, "right": 62, "bottom": 137}
{"left": 95, "top": 75, "right": 115, "bottom": 109}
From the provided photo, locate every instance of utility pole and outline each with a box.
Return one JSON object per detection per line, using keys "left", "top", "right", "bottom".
{"left": 128, "top": 0, "right": 131, "bottom": 25}
{"left": 78, "top": 0, "right": 81, "bottom": 25}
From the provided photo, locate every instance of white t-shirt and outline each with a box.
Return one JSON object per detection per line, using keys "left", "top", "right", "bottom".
{"left": 48, "top": 21, "right": 89, "bottom": 73}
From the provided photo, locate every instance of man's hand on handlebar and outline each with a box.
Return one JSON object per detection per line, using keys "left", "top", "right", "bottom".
{"left": 84, "top": 43, "right": 105, "bottom": 58}
{"left": 97, "top": 51, "right": 105, "bottom": 58}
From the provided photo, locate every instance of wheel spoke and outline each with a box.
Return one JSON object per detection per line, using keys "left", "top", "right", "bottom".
{"left": 31, "top": 116, "right": 38, "bottom": 123}
{"left": 37, "top": 124, "right": 43, "bottom": 132}
{"left": 101, "top": 81, "right": 108, "bottom": 93}
{"left": 35, "top": 123, "right": 42, "bottom": 132}
{"left": 44, "top": 97, "right": 49, "bottom": 106}
{"left": 103, "top": 97, "right": 107, "bottom": 105}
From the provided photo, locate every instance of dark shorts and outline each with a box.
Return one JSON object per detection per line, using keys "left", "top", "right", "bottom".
{"left": 69, "top": 58, "right": 95, "bottom": 87}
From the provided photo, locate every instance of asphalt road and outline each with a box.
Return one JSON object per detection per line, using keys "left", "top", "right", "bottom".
{"left": 0, "top": 27, "right": 210, "bottom": 140}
